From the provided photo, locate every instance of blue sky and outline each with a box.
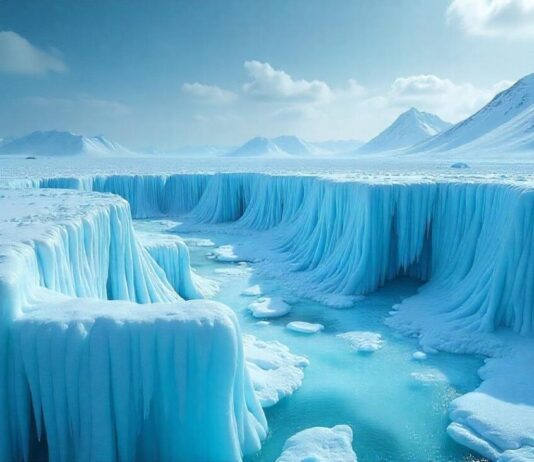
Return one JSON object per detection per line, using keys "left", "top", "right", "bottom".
{"left": 0, "top": 0, "right": 533, "bottom": 150}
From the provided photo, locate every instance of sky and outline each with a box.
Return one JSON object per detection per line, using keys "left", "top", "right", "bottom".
{"left": 0, "top": 0, "right": 533, "bottom": 150}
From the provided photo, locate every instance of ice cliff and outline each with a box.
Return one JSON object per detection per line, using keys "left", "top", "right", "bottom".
{"left": 29, "top": 172, "right": 534, "bottom": 460}
{"left": 0, "top": 188, "right": 267, "bottom": 461}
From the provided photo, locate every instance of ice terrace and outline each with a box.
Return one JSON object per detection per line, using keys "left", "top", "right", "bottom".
{"left": 0, "top": 167, "right": 533, "bottom": 461}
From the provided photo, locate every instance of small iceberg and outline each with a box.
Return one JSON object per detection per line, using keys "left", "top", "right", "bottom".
{"left": 276, "top": 425, "right": 357, "bottom": 462}
{"left": 287, "top": 321, "right": 324, "bottom": 334}
{"left": 248, "top": 297, "right": 291, "bottom": 318}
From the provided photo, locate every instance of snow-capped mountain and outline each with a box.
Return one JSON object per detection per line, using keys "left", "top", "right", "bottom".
{"left": 227, "top": 137, "right": 288, "bottom": 157}
{"left": 227, "top": 135, "right": 322, "bottom": 157}
{"left": 358, "top": 108, "right": 452, "bottom": 153}
{"left": 412, "top": 73, "right": 534, "bottom": 154}
{"left": 0, "top": 130, "right": 133, "bottom": 157}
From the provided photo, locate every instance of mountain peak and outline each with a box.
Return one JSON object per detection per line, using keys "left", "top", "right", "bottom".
{"left": 358, "top": 108, "right": 451, "bottom": 153}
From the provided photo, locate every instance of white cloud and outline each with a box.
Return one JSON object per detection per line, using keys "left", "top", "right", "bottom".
{"left": 447, "top": 0, "right": 534, "bottom": 37}
{"left": 0, "top": 31, "right": 67, "bottom": 75}
{"left": 182, "top": 82, "right": 237, "bottom": 104}
{"left": 387, "top": 74, "right": 510, "bottom": 121}
{"left": 243, "top": 60, "right": 332, "bottom": 103}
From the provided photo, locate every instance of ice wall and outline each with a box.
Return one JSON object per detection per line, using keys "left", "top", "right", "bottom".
{"left": 0, "top": 189, "right": 267, "bottom": 461}
{"left": 138, "top": 232, "right": 217, "bottom": 299}
{"left": 37, "top": 173, "right": 534, "bottom": 336}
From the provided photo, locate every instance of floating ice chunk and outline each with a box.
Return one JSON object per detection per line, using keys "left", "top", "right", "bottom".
{"left": 248, "top": 297, "right": 291, "bottom": 318}
{"left": 276, "top": 425, "right": 357, "bottom": 462}
{"left": 412, "top": 351, "right": 427, "bottom": 361}
{"left": 183, "top": 237, "right": 215, "bottom": 247}
{"left": 287, "top": 321, "right": 324, "bottom": 334}
{"left": 242, "top": 284, "right": 263, "bottom": 297}
{"left": 450, "top": 162, "right": 470, "bottom": 169}
{"left": 255, "top": 320, "right": 270, "bottom": 327}
{"left": 244, "top": 335, "right": 309, "bottom": 408}
{"left": 410, "top": 370, "right": 448, "bottom": 386}
{"left": 214, "top": 244, "right": 244, "bottom": 262}
{"left": 337, "top": 331, "right": 383, "bottom": 353}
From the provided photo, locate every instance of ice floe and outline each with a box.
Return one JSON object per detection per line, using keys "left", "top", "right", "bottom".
{"left": 276, "top": 425, "right": 357, "bottom": 462}
{"left": 244, "top": 334, "right": 309, "bottom": 408}
{"left": 337, "top": 331, "right": 384, "bottom": 353}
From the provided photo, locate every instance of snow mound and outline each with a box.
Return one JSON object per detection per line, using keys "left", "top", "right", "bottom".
{"left": 358, "top": 107, "right": 451, "bottom": 153}
{"left": 244, "top": 335, "right": 309, "bottom": 408}
{"left": 337, "top": 331, "right": 384, "bottom": 353}
{"left": 287, "top": 321, "right": 324, "bottom": 334}
{"left": 276, "top": 425, "right": 357, "bottom": 462}
{"left": 0, "top": 130, "right": 133, "bottom": 157}
{"left": 248, "top": 296, "right": 291, "bottom": 318}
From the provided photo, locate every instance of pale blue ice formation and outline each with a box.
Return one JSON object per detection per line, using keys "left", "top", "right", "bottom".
{"left": 3, "top": 170, "right": 534, "bottom": 460}
{"left": 0, "top": 189, "right": 266, "bottom": 461}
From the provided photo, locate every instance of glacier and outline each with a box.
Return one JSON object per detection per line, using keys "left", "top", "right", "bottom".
{"left": 1, "top": 165, "right": 533, "bottom": 460}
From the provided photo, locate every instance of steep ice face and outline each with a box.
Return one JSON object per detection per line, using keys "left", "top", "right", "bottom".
{"left": 0, "top": 130, "right": 133, "bottom": 157}
{"left": 0, "top": 188, "right": 267, "bottom": 461}
{"left": 413, "top": 73, "right": 534, "bottom": 153}
{"left": 358, "top": 107, "right": 451, "bottom": 153}
{"left": 138, "top": 231, "right": 218, "bottom": 299}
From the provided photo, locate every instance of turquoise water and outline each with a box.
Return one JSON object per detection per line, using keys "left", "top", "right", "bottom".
{"left": 137, "top": 220, "right": 486, "bottom": 462}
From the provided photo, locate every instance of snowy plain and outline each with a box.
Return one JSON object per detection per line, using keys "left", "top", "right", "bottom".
{"left": 0, "top": 154, "right": 533, "bottom": 461}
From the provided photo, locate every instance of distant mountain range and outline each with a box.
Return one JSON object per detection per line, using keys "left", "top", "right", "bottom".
{"left": 0, "top": 131, "right": 132, "bottom": 157}
{"left": 357, "top": 108, "right": 451, "bottom": 153}
{"left": 2, "top": 74, "right": 533, "bottom": 159}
